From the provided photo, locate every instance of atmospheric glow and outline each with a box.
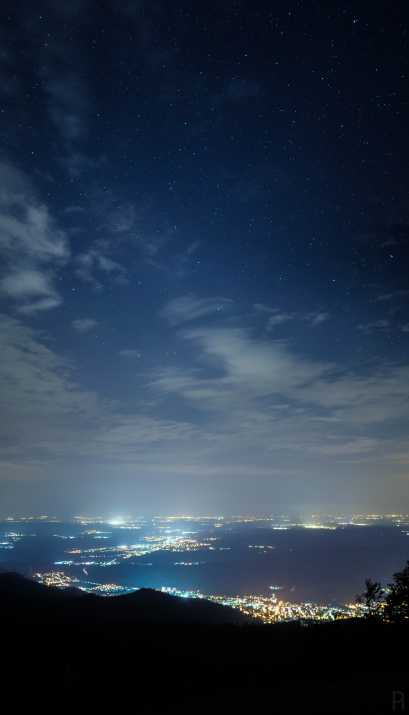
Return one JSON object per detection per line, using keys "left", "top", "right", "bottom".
{"left": 108, "top": 518, "right": 127, "bottom": 527}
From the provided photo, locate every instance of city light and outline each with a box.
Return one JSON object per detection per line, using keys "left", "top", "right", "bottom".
{"left": 3, "top": 511, "right": 408, "bottom": 625}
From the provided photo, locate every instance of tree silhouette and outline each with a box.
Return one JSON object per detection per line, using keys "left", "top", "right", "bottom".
{"left": 385, "top": 560, "right": 409, "bottom": 623}
{"left": 357, "top": 578, "right": 384, "bottom": 618}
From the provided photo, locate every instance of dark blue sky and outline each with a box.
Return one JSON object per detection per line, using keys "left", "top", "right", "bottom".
{"left": 1, "top": 1, "right": 409, "bottom": 516}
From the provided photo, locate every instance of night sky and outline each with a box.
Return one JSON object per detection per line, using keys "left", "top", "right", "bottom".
{"left": 1, "top": 1, "right": 409, "bottom": 517}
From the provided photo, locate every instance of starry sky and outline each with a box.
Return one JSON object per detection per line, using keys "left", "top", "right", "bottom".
{"left": 1, "top": 1, "right": 409, "bottom": 517}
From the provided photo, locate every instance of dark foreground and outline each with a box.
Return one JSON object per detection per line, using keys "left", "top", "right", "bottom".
{"left": 1, "top": 573, "right": 408, "bottom": 714}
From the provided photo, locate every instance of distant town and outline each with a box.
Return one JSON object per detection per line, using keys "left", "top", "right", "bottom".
{"left": 2, "top": 512, "right": 407, "bottom": 624}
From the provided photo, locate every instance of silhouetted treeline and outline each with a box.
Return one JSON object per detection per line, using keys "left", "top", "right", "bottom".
{"left": 358, "top": 559, "right": 409, "bottom": 622}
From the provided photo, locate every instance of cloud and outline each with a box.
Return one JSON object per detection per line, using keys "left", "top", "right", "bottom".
{"left": 160, "top": 295, "right": 233, "bottom": 326}
{"left": 1, "top": 269, "right": 56, "bottom": 299}
{"left": 158, "top": 239, "right": 202, "bottom": 280}
{"left": 70, "top": 187, "right": 182, "bottom": 281}
{"left": 18, "top": 297, "right": 62, "bottom": 315}
{"left": 95, "top": 416, "right": 199, "bottom": 452}
{"left": 1, "top": 295, "right": 409, "bottom": 511}
{"left": 60, "top": 152, "right": 106, "bottom": 179}
{"left": 0, "top": 314, "right": 100, "bottom": 462}
{"left": 0, "top": 270, "right": 62, "bottom": 315}
{"left": 0, "top": 314, "right": 202, "bottom": 469}
{"left": 376, "top": 290, "right": 409, "bottom": 303}
{"left": 306, "top": 312, "right": 330, "bottom": 326}
{"left": 44, "top": 74, "right": 88, "bottom": 141}
{"left": 255, "top": 304, "right": 295, "bottom": 330}
{"left": 255, "top": 304, "right": 330, "bottom": 329}
{"left": 170, "top": 324, "right": 330, "bottom": 401}
{"left": 119, "top": 349, "right": 142, "bottom": 358}
{"left": 314, "top": 438, "right": 378, "bottom": 457}
{"left": 72, "top": 318, "right": 99, "bottom": 334}
{"left": 109, "top": 204, "right": 136, "bottom": 234}
{"left": 154, "top": 296, "right": 409, "bottom": 463}
{"left": 68, "top": 188, "right": 175, "bottom": 286}
{"left": 0, "top": 161, "right": 68, "bottom": 314}
{"left": 295, "top": 364, "right": 409, "bottom": 425}
{"left": 75, "top": 247, "right": 127, "bottom": 289}
{"left": 358, "top": 319, "right": 390, "bottom": 333}
{"left": 267, "top": 312, "right": 294, "bottom": 329}
{"left": 0, "top": 164, "right": 68, "bottom": 262}
{"left": 254, "top": 303, "right": 275, "bottom": 313}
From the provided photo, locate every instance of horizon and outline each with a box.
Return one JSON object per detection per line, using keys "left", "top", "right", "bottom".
{"left": 1, "top": 510, "right": 407, "bottom": 521}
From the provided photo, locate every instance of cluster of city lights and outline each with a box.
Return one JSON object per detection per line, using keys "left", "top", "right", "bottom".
{"left": 32, "top": 570, "right": 369, "bottom": 622}
{"left": 160, "top": 587, "right": 369, "bottom": 623}
{"left": 4, "top": 512, "right": 409, "bottom": 625}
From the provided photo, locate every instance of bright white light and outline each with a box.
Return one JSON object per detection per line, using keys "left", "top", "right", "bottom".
{"left": 108, "top": 517, "right": 126, "bottom": 526}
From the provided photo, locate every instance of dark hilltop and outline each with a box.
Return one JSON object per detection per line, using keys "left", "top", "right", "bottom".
{"left": 1, "top": 572, "right": 408, "bottom": 713}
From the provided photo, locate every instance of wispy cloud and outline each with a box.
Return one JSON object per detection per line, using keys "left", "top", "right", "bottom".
{"left": 72, "top": 318, "right": 99, "bottom": 334}
{"left": 255, "top": 304, "right": 330, "bottom": 330}
{"left": 60, "top": 152, "right": 106, "bottom": 180}
{"left": 306, "top": 311, "right": 330, "bottom": 326}
{"left": 75, "top": 246, "right": 127, "bottom": 289}
{"left": 0, "top": 314, "right": 100, "bottom": 462}
{"left": 314, "top": 438, "right": 378, "bottom": 457}
{"left": 1, "top": 270, "right": 62, "bottom": 315}
{"left": 154, "top": 295, "right": 409, "bottom": 462}
{"left": 1, "top": 294, "right": 409, "bottom": 509}
{"left": 267, "top": 312, "right": 294, "bottom": 329}
{"left": 0, "top": 314, "right": 201, "bottom": 468}
{"left": 154, "top": 323, "right": 331, "bottom": 408}
{"left": 376, "top": 289, "right": 409, "bottom": 303}
{"left": 119, "top": 349, "right": 142, "bottom": 358}
{"left": 109, "top": 204, "right": 136, "bottom": 234}
{"left": 44, "top": 74, "right": 88, "bottom": 142}
{"left": 358, "top": 319, "right": 390, "bottom": 333}
{"left": 70, "top": 190, "right": 174, "bottom": 282}
{"left": 0, "top": 163, "right": 67, "bottom": 262}
{"left": 0, "top": 161, "right": 68, "bottom": 314}
{"left": 160, "top": 295, "right": 233, "bottom": 326}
